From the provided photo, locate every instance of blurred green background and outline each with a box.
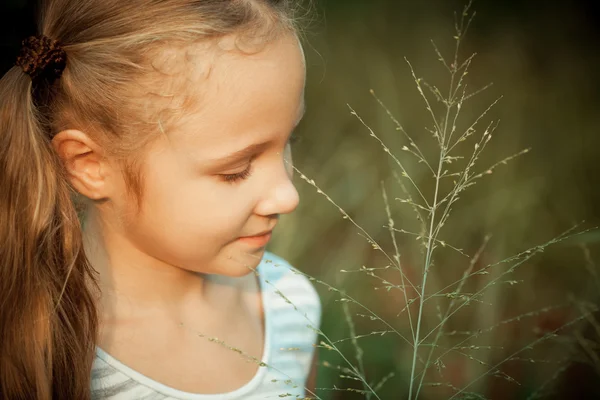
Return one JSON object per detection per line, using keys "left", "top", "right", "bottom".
{"left": 2, "top": 0, "right": 599, "bottom": 398}
{"left": 269, "top": 1, "right": 600, "bottom": 399}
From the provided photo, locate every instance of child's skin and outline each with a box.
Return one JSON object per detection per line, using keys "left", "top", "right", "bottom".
{"left": 52, "top": 32, "right": 306, "bottom": 393}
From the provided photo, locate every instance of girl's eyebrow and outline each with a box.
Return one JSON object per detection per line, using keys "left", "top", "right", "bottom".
{"left": 208, "top": 142, "right": 270, "bottom": 168}
{"left": 208, "top": 101, "right": 305, "bottom": 169}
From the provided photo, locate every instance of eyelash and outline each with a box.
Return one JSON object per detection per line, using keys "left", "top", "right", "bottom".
{"left": 222, "top": 165, "right": 253, "bottom": 183}
{"left": 221, "top": 132, "right": 299, "bottom": 184}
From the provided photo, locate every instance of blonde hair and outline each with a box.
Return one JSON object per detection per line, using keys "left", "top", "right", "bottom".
{"left": 0, "top": 0, "right": 302, "bottom": 397}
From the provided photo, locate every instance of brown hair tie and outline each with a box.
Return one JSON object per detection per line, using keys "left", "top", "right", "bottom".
{"left": 15, "top": 35, "right": 67, "bottom": 82}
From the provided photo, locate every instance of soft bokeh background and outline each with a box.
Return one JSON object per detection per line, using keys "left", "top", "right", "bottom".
{"left": 277, "top": 1, "right": 600, "bottom": 399}
{"left": 2, "top": 0, "right": 599, "bottom": 399}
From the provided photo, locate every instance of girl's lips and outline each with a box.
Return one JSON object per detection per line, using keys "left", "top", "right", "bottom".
{"left": 237, "top": 232, "right": 272, "bottom": 247}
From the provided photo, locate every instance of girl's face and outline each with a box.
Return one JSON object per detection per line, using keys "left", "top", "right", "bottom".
{"left": 106, "top": 33, "right": 305, "bottom": 277}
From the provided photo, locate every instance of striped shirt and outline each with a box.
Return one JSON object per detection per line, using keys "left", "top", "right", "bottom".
{"left": 91, "top": 252, "right": 321, "bottom": 399}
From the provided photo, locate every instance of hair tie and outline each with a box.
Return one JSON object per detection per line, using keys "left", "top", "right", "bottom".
{"left": 15, "top": 35, "right": 67, "bottom": 82}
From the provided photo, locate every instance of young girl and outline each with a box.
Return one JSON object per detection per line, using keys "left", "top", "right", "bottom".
{"left": 0, "top": 0, "right": 321, "bottom": 399}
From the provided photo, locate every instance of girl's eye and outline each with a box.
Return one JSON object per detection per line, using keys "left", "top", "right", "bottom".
{"left": 221, "top": 164, "right": 253, "bottom": 184}
{"left": 219, "top": 134, "right": 298, "bottom": 184}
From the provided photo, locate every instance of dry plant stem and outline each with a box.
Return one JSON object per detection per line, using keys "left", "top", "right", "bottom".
{"left": 432, "top": 119, "right": 500, "bottom": 243}
{"left": 408, "top": 130, "right": 445, "bottom": 400}
{"left": 525, "top": 362, "right": 571, "bottom": 400}
{"left": 411, "top": 227, "right": 591, "bottom": 391}
{"left": 294, "top": 165, "right": 421, "bottom": 295}
{"left": 372, "top": 371, "right": 396, "bottom": 393}
{"left": 424, "top": 384, "right": 488, "bottom": 400}
{"left": 370, "top": 90, "right": 435, "bottom": 176}
{"left": 407, "top": 25, "right": 462, "bottom": 400}
{"left": 382, "top": 183, "right": 417, "bottom": 343}
{"left": 241, "top": 254, "right": 385, "bottom": 397}
{"left": 579, "top": 302, "right": 600, "bottom": 344}
{"left": 407, "top": 4, "right": 490, "bottom": 397}
{"left": 574, "top": 330, "right": 600, "bottom": 376}
{"left": 414, "top": 236, "right": 491, "bottom": 398}
{"left": 421, "top": 238, "right": 563, "bottom": 344}
{"left": 423, "top": 225, "right": 585, "bottom": 308}
{"left": 177, "top": 321, "right": 324, "bottom": 400}
{"left": 290, "top": 158, "right": 417, "bottom": 296}
{"left": 341, "top": 259, "right": 411, "bottom": 293}
{"left": 448, "top": 311, "right": 593, "bottom": 399}
{"left": 392, "top": 170, "right": 428, "bottom": 243}
{"left": 581, "top": 243, "right": 600, "bottom": 289}
{"left": 341, "top": 301, "right": 371, "bottom": 399}
{"left": 413, "top": 304, "right": 570, "bottom": 387}
{"left": 236, "top": 255, "right": 380, "bottom": 398}
{"left": 264, "top": 276, "right": 383, "bottom": 400}
{"left": 330, "top": 330, "right": 395, "bottom": 345}
{"left": 290, "top": 261, "right": 417, "bottom": 349}
{"left": 351, "top": 76, "right": 484, "bottom": 399}
{"left": 349, "top": 105, "right": 431, "bottom": 210}
{"left": 446, "top": 98, "right": 500, "bottom": 154}
{"left": 464, "top": 147, "right": 531, "bottom": 184}
{"left": 388, "top": 227, "right": 469, "bottom": 257}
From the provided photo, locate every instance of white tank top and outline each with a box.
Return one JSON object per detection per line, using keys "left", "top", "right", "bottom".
{"left": 91, "top": 251, "right": 321, "bottom": 399}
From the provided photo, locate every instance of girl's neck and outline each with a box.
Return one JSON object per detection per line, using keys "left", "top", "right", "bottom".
{"left": 82, "top": 206, "right": 245, "bottom": 323}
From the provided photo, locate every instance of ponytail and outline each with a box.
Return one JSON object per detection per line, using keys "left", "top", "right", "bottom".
{"left": 0, "top": 66, "right": 99, "bottom": 398}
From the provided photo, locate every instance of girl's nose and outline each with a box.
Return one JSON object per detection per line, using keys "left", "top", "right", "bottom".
{"left": 262, "top": 179, "right": 300, "bottom": 216}
{"left": 255, "top": 165, "right": 299, "bottom": 217}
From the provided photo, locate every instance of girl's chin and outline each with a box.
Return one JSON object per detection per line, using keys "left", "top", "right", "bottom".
{"left": 217, "top": 250, "right": 265, "bottom": 277}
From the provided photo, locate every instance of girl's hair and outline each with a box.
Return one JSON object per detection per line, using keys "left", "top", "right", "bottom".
{"left": 0, "top": 1, "right": 303, "bottom": 398}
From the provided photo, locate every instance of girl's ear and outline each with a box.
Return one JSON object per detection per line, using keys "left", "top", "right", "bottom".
{"left": 51, "top": 130, "right": 115, "bottom": 200}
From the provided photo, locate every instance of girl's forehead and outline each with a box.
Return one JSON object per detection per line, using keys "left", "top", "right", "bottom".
{"left": 165, "top": 33, "right": 306, "bottom": 153}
